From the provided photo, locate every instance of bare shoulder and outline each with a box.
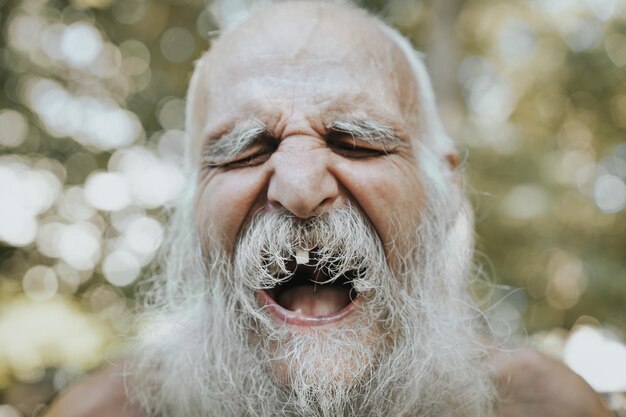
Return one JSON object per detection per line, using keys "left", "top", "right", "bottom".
{"left": 488, "top": 347, "right": 612, "bottom": 417}
{"left": 43, "top": 362, "right": 143, "bottom": 417}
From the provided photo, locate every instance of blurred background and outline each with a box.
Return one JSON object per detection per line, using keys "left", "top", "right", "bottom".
{"left": 0, "top": 0, "right": 624, "bottom": 415}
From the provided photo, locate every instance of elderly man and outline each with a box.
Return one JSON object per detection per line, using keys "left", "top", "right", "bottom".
{"left": 45, "top": 1, "right": 611, "bottom": 416}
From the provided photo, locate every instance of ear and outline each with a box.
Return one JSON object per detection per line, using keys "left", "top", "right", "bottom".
{"left": 445, "top": 152, "right": 460, "bottom": 170}
{"left": 444, "top": 150, "right": 464, "bottom": 189}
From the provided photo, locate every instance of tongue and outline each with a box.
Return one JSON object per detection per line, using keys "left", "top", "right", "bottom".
{"left": 277, "top": 285, "right": 351, "bottom": 316}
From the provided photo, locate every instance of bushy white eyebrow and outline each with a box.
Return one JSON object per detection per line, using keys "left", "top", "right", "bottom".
{"left": 328, "top": 119, "right": 404, "bottom": 148}
{"left": 203, "top": 120, "right": 268, "bottom": 166}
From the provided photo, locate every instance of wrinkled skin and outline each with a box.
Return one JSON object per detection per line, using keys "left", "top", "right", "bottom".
{"left": 190, "top": 2, "right": 427, "bottom": 255}
{"left": 42, "top": 2, "right": 612, "bottom": 417}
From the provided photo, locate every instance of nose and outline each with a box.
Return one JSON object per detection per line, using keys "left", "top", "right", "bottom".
{"left": 267, "top": 144, "right": 341, "bottom": 218}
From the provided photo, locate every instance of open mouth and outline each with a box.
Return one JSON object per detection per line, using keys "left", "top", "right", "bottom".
{"left": 260, "top": 251, "right": 359, "bottom": 325}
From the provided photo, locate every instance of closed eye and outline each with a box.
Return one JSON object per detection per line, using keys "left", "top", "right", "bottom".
{"left": 330, "top": 141, "right": 388, "bottom": 158}
{"left": 327, "top": 131, "right": 390, "bottom": 159}
{"left": 220, "top": 144, "right": 277, "bottom": 169}
{"left": 203, "top": 128, "right": 277, "bottom": 170}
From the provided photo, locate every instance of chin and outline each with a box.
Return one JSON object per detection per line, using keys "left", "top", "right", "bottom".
{"left": 259, "top": 301, "right": 384, "bottom": 389}
{"left": 267, "top": 331, "right": 379, "bottom": 385}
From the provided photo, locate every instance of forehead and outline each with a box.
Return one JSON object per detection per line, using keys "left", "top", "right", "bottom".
{"left": 191, "top": 2, "right": 419, "bottom": 141}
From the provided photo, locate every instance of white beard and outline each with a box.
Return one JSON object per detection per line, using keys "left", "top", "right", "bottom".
{"left": 127, "top": 159, "right": 495, "bottom": 417}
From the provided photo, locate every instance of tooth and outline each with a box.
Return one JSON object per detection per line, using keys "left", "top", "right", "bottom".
{"left": 295, "top": 248, "right": 309, "bottom": 265}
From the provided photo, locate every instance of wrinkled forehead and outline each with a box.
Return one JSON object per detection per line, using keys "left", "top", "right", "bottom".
{"left": 186, "top": 2, "right": 419, "bottom": 140}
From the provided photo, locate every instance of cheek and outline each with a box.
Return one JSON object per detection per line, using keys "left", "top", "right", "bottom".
{"left": 335, "top": 158, "right": 425, "bottom": 248}
{"left": 195, "top": 169, "right": 268, "bottom": 252}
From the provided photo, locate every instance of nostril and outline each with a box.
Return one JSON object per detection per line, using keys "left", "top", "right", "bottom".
{"left": 267, "top": 200, "right": 285, "bottom": 213}
{"left": 316, "top": 196, "right": 337, "bottom": 213}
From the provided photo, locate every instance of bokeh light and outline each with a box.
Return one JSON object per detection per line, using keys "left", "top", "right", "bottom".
{"left": 0, "top": 158, "right": 61, "bottom": 247}
{"left": 594, "top": 174, "right": 626, "bottom": 213}
{"left": 0, "top": 405, "right": 21, "bottom": 417}
{"left": 160, "top": 27, "right": 195, "bottom": 63}
{"left": 22, "top": 266, "right": 58, "bottom": 302}
{"left": 120, "top": 216, "right": 163, "bottom": 260}
{"left": 102, "top": 250, "right": 141, "bottom": 287}
{"left": 564, "top": 326, "right": 626, "bottom": 392}
{"left": 84, "top": 172, "right": 131, "bottom": 211}
{"left": 0, "top": 298, "right": 112, "bottom": 383}
{"left": 0, "top": 110, "right": 28, "bottom": 148}
{"left": 60, "top": 22, "right": 103, "bottom": 68}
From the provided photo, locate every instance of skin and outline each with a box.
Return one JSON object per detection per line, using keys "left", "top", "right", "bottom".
{"left": 488, "top": 348, "right": 612, "bottom": 417}
{"left": 43, "top": 2, "right": 613, "bottom": 417}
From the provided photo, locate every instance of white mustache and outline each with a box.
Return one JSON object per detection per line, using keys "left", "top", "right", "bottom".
{"left": 234, "top": 204, "right": 388, "bottom": 294}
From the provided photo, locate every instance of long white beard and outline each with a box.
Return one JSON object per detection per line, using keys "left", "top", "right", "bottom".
{"left": 128, "top": 167, "right": 495, "bottom": 417}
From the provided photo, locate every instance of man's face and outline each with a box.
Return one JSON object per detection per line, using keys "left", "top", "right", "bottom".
{"left": 191, "top": 3, "right": 425, "bottom": 326}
